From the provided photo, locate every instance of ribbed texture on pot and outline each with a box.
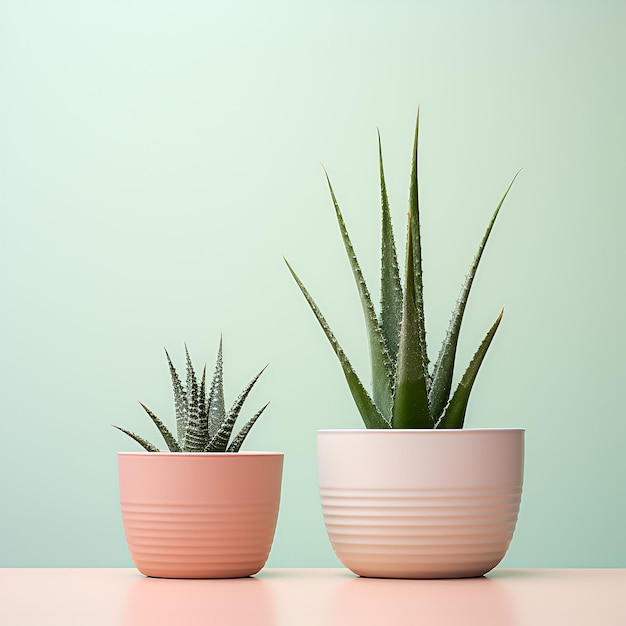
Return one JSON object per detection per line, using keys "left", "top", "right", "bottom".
{"left": 320, "top": 485, "right": 522, "bottom": 579}
{"left": 121, "top": 501, "right": 276, "bottom": 579}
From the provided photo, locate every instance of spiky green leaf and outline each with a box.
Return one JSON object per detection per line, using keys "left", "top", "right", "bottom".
{"left": 323, "top": 167, "right": 394, "bottom": 420}
{"left": 138, "top": 402, "right": 182, "bottom": 452}
{"left": 207, "top": 338, "right": 226, "bottom": 438}
{"left": 408, "top": 109, "right": 431, "bottom": 392}
{"left": 391, "top": 217, "right": 432, "bottom": 429}
{"left": 182, "top": 346, "right": 208, "bottom": 452}
{"left": 112, "top": 425, "right": 160, "bottom": 452}
{"left": 165, "top": 348, "right": 187, "bottom": 442}
{"left": 199, "top": 363, "right": 207, "bottom": 422}
{"left": 429, "top": 173, "right": 519, "bottom": 423}
{"left": 378, "top": 130, "right": 403, "bottom": 367}
{"left": 285, "top": 258, "right": 390, "bottom": 429}
{"left": 437, "top": 308, "right": 504, "bottom": 429}
{"left": 205, "top": 366, "right": 268, "bottom": 451}
{"left": 227, "top": 402, "right": 270, "bottom": 452}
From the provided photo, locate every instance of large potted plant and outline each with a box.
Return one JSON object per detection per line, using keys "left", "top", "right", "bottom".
{"left": 114, "top": 339, "right": 283, "bottom": 579}
{"left": 286, "top": 112, "right": 524, "bottom": 579}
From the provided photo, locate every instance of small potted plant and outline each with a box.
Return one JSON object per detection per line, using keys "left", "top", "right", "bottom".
{"left": 286, "top": 112, "right": 524, "bottom": 579}
{"left": 114, "top": 339, "right": 283, "bottom": 579}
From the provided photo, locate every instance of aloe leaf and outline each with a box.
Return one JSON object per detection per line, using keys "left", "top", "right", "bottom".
{"left": 285, "top": 258, "right": 390, "bottom": 429}
{"left": 205, "top": 366, "right": 268, "bottom": 451}
{"left": 378, "top": 130, "right": 403, "bottom": 367}
{"left": 182, "top": 345, "right": 206, "bottom": 451}
{"left": 207, "top": 337, "right": 226, "bottom": 438}
{"left": 323, "top": 167, "right": 394, "bottom": 420}
{"left": 138, "top": 402, "right": 182, "bottom": 452}
{"left": 392, "top": 217, "right": 432, "bottom": 429}
{"left": 429, "top": 173, "right": 519, "bottom": 423}
{"left": 227, "top": 402, "right": 270, "bottom": 452}
{"left": 437, "top": 308, "right": 504, "bottom": 429}
{"left": 112, "top": 425, "right": 160, "bottom": 452}
{"left": 407, "top": 108, "right": 431, "bottom": 392}
{"left": 165, "top": 348, "right": 187, "bottom": 442}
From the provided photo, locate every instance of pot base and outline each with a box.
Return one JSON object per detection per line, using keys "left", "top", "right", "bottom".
{"left": 122, "top": 500, "right": 278, "bottom": 579}
{"left": 322, "top": 484, "right": 520, "bottom": 580}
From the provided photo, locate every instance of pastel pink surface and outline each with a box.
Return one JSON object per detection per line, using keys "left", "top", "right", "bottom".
{"left": 0, "top": 569, "right": 624, "bottom": 626}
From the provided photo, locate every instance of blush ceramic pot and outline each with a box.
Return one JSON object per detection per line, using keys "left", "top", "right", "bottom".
{"left": 318, "top": 429, "right": 524, "bottom": 579}
{"left": 118, "top": 451, "right": 283, "bottom": 579}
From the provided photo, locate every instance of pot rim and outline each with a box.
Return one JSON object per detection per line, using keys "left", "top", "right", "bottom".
{"left": 117, "top": 451, "right": 284, "bottom": 457}
{"left": 318, "top": 428, "right": 524, "bottom": 434}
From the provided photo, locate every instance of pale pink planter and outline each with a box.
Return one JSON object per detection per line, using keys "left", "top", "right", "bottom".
{"left": 118, "top": 452, "right": 283, "bottom": 579}
{"left": 318, "top": 429, "right": 524, "bottom": 579}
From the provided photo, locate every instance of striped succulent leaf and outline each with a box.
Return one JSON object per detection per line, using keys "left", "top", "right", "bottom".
{"left": 205, "top": 366, "right": 268, "bottom": 452}
{"left": 182, "top": 346, "right": 208, "bottom": 452}
{"left": 138, "top": 402, "right": 182, "bottom": 452}
{"left": 165, "top": 348, "right": 187, "bottom": 442}
{"left": 227, "top": 402, "right": 270, "bottom": 452}
{"left": 112, "top": 425, "right": 160, "bottom": 452}
{"left": 114, "top": 340, "right": 268, "bottom": 452}
{"left": 207, "top": 338, "right": 226, "bottom": 438}
{"left": 182, "top": 345, "right": 201, "bottom": 449}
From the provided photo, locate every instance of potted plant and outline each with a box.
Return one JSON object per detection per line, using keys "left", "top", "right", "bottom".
{"left": 286, "top": 112, "right": 524, "bottom": 579}
{"left": 114, "top": 339, "right": 283, "bottom": 579}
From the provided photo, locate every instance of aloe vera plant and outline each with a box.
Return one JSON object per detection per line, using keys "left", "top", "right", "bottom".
{"left": 114, "top": 339, "right": 269, "bottom": 451}
{"left": 286, "top": 112, "right": 518, "bottom": 429}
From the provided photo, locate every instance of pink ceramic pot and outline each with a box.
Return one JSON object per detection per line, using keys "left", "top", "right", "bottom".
{"left": 118, "top": 452, "right": 283, "bottom": 579}
{"left": 318, "top": 429, "right": 524, "bottom": 579}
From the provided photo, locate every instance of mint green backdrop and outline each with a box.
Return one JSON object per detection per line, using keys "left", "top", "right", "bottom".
{"left": 1, "top": 1, "right": 623, "bottom": 569}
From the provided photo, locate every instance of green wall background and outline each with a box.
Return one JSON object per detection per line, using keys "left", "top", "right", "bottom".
{"left": 1, "top": 0, "right": 623, "bottom": 569}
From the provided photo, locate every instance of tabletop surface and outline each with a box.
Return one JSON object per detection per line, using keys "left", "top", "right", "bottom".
{"left": 1, "top": 568, "right": 624, "bottom": 626}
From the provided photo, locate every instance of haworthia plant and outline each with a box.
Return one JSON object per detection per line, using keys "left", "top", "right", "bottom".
{"left": 114, "top": 339, "right": 269, "bottom": 452}
{"left": 286, "top": 111, "right": 518, "bottom": 429}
